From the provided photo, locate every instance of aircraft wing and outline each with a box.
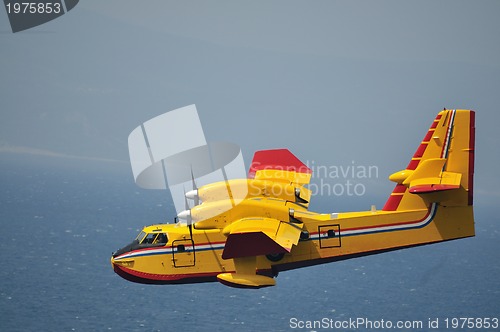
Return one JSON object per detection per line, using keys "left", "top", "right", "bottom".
{"left": 248, "top": 149, "right": 312, "bottom": 185}
{"left": 248, "top": 149, "right": 312, "bottom": 205}
{"left": 217, "top": 149, "right": 311, "bottom": 288}
{"left": 222, "top": 217, "right": 303, "bottom": 259}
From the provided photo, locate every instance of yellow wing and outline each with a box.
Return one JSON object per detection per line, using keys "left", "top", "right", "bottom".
{"left": 222, "top": 217, "right": 303, "bottom": 259}
{"left": 217, "top": 217, "right": 303, "bottom": 288}
{"left": 248, "top": 149, "right": 312, "bottom": 205}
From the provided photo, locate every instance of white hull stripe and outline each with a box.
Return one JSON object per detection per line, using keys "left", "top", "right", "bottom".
{"left": 309, "top": 203, "right": 437, "bottom": 240}
{"left": 116, "top": 243, "right": 225, "bottom": 259}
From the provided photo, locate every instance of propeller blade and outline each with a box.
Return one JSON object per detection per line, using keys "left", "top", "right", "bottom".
{"left": 181, "top": 186, "right": 194, "bottom": 238}
{"left": 190, "top": 166, "right": 200, "bottom": 206}
{"left": 184, "top": 191, "right": 190, "bottom": 209}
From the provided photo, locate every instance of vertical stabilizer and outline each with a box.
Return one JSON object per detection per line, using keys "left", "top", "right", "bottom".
{"left": 383, "top": 109, "right": 475, "bottom": 211}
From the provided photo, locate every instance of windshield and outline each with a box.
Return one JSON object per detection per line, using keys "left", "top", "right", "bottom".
{"left": 135, "top": 231, "right": 146, "bottom": 243}
{"left": 113, "top": 231, "right": 168, "bottom": 258}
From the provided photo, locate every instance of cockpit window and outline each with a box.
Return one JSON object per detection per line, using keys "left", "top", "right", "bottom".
{"left": 142, "top": 233, "right": 156, "bottom": 244}
{"left": 139, "top": 232, "right": 168, "bottom": 245}
{"left": 135, "top": 231, "right": 146, "bottom": 243}
{"left": 154, "top": 233, "right": 168, "bottom": 244}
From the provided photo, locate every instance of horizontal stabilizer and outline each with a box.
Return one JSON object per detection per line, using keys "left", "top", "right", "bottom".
{"left": 402, "top": 158, "right": 446, "bottom": 185}
{"left": 390, "top": 158, "right": 462, "bottom": 195}
{"left": 409, "top": 184, "right": 460, "bottom": 194}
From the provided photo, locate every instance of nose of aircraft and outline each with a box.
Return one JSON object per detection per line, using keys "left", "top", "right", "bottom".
{"left": 110, "top": 254, "right": 135, "bottom": 268}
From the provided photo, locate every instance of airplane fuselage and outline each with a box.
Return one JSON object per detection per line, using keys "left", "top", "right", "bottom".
{"left": 111, "top": 198, "right": 474, "bottom": 285}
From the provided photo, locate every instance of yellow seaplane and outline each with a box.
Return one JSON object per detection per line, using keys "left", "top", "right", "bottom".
{"left": 111, "top": 109, "right": 475, "bottom": 288}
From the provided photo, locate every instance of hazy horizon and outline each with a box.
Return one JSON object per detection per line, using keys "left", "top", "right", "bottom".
{"left": 1, "top": 1, "right": 499, "bottom": 207}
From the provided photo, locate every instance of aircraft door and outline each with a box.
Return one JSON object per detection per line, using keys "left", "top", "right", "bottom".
{"left": 172, "top": 239, "right": 196, "bottom": 267}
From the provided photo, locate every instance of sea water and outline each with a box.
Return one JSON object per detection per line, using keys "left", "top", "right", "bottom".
{"left": 0, "top": 155, "right": 498, "bottom": 331}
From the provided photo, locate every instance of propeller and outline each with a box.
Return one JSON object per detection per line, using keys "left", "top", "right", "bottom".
{"left": 177, "top": 166, "right": 200, "bottom": 240}
{"left": 189, "top": 167, "right": 200, "bottom": 206}
{"left": 179, "top": 187, "right": 194, "bottom": 239}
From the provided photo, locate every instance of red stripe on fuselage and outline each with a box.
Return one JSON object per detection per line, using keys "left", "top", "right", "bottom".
{"left": 340, "top": 204, "right": 433, "bottom": 233}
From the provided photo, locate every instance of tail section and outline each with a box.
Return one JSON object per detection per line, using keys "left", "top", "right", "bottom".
{"left": 383, "top": 109, "right": 475, "bottom": 211}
